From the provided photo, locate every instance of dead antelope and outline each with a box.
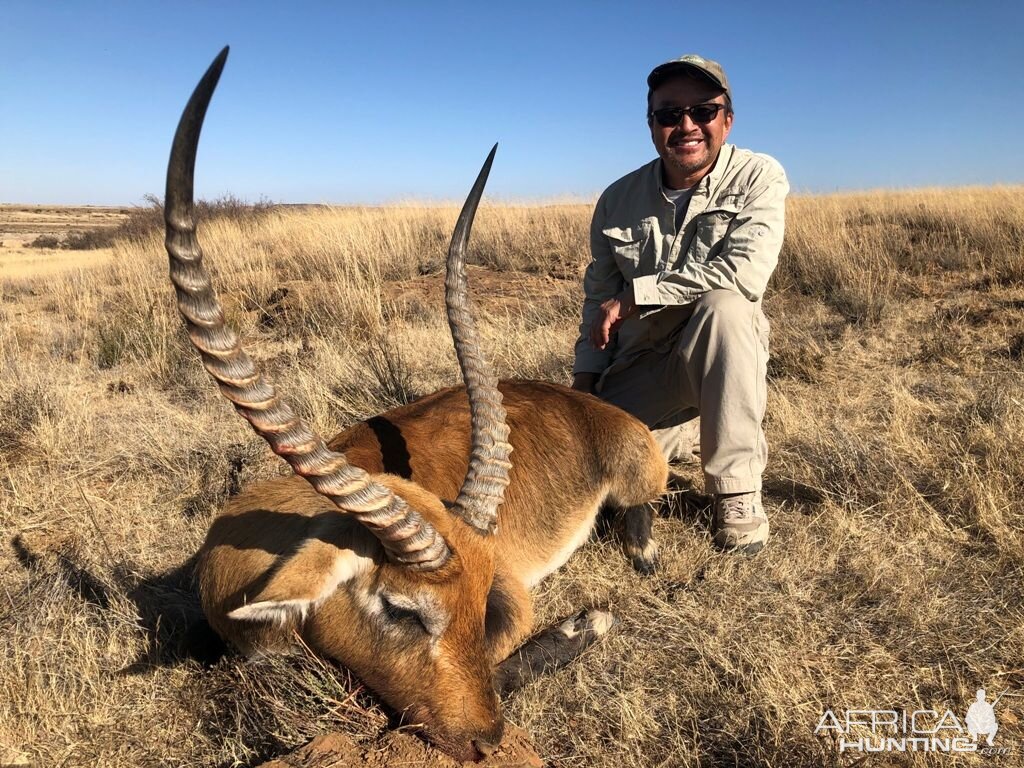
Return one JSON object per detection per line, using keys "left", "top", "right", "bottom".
{"left": 166, "top": 48, "right": 668, "bottom": 761}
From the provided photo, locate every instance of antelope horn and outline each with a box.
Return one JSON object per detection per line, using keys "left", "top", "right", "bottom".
{"left": 445, "top": 146, "right": 513, "bottom": 535}
{"left": 163, "top": 47, "right": 450, "bottom": 570}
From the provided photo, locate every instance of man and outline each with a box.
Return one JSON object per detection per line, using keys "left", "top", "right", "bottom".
{"left": 572, "top": 54, "right": 788, "bottom": 555}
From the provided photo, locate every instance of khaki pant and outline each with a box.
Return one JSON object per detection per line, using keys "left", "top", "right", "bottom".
{"left": 596, "top": 290, "right": 769, "bottom": 495}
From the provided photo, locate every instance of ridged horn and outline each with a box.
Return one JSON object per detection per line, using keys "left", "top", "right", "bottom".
{"left": 163, "top": 47, "right": 450, "bottom": 570}
{"left": 445, "top": 145, "right": 513, "bottom": 534}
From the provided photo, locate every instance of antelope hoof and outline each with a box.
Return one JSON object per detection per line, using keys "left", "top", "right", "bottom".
{"left": 627, "top": 540, "right": 660, "bottom": 576}
{"left": 558, "top": 607, "right": 617, "bottom": 639}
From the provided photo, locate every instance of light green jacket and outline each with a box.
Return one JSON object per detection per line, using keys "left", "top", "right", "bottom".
{"left": 574, "top": 144, "right": 789, "bottom": 375}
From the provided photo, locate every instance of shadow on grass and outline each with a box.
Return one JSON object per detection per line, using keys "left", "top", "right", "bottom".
{"left": 10, "top": 534, "right": 226, "bottom": 671}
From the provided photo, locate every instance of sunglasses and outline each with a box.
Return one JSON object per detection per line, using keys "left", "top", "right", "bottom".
{"left": 649, "top": 103, "right": 726, "bottom": 127}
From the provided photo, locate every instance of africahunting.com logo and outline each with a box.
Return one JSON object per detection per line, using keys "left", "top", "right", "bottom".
{"left": 815, "top": 688, "right": 1018, "bottom": 756}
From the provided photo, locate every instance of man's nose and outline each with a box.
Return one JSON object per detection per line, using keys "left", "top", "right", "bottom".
{"left": 678, "top": 113, "right": 699, "bottom": 132}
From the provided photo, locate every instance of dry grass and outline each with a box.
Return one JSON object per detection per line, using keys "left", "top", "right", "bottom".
{"left": 2, "top": 188, "right": 1024, "bottom": 767}
{"left": 0, "top": 206, "right": 128, "bottom": 283}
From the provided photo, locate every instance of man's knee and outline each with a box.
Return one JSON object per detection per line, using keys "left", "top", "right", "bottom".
{"left": 684, "top": 290, "right": 758, "bottom": 343}
{"left": 692, "top": 289, "right": 752, "bottom": 317}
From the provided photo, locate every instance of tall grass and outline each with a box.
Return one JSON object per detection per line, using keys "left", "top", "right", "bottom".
{"left": 1, "top": 188, "right": 1023, "bottom": 767}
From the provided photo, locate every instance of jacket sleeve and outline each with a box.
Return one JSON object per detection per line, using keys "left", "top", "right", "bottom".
{"left": 631, "top": 159, "right": 789, "bottom": 305}
{"left": 573, "top": 193, "right": 625, "bottom": 375}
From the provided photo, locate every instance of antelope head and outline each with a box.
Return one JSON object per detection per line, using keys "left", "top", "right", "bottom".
{"left": 164, "top": 47, "right": 513, "bottom": 759}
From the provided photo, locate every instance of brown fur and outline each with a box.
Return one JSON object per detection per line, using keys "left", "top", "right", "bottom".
{"left": 198, "top": 379, "right": 667, "bottom": 760}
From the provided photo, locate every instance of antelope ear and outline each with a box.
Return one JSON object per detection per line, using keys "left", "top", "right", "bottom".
{"left": 228, "top": 598, "right": 315, "bottom": 624}
{"left": 229, "top": 532, "right": 377, "bottom": 623}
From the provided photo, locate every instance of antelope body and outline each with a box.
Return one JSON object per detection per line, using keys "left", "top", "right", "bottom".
{"left": 168, "top": 49, "right": 667, "bottom": 761}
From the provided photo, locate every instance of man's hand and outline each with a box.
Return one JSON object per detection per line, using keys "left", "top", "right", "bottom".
{"left": 571, "top": 372, "right": 598, "bottom": 393}
{"left": 589, "top": 285, "right": 638, "bottom": 351}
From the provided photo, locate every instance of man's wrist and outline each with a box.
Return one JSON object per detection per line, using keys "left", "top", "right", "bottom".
{"left": 571, "top": 372, "right": 599, "bottom": 393}
{"left": 619, "top": 285, "right": 637, "bottom": 316}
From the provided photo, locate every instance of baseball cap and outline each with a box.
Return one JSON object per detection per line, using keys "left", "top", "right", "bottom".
{"left": 647, "top": 54, "right": 731, "bottom": 100}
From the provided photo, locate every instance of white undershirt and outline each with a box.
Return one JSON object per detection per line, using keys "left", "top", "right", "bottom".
{"left": 664, "top": 185, "right": 697, "bottom": 231}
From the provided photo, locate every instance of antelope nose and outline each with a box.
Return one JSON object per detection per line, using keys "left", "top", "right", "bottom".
{"left": 472, "top": 714, "right": 505, "bottom": 758}
{"left": 472, "top": 737, "right": 501, "bottom": 757}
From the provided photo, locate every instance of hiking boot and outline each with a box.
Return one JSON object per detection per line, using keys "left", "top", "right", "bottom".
{"left": 712, "top": 491, "right": 768, "bottom": 555}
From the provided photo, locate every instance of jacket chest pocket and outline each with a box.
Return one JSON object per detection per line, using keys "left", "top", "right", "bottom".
{"left": 602, "top": 226, "right": 642, "bottom": 279}
{"left": 691, "top": 198, "right": 743, "bottom": 262}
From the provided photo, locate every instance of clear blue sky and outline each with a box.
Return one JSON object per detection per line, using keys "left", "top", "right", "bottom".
{"left": 2, "top": 0, "right": 1022, "bottom": 205}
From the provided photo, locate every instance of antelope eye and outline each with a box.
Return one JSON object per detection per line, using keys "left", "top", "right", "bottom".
{"left": 381, "top": 596, "right": 428, "bottom": 633}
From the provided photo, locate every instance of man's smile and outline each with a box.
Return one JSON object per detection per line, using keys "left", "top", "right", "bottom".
{"left": 668, "top": 133, "right": 705, "bottom": 146}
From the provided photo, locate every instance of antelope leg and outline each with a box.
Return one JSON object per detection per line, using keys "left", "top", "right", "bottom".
{"left": 494, "top": 608, "right": 617, "bottom": 696}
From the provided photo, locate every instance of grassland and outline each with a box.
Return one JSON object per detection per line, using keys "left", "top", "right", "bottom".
{"left": 1, "top": 188, "right": 1023, "bottom": 767}
{"left": 0, "top": 206, "right": 128, "bottom": 282}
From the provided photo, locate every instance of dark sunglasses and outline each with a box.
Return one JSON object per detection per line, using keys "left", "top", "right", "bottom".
{"left": 649, "top": 103, "right": 726, "bottom": 127}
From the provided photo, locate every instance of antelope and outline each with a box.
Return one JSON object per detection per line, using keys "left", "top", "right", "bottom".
{"left": 167, "top": 48, "right": 668, "bottom": 761}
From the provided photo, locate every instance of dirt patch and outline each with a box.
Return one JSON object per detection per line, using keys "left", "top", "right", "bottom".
{"left": 250, "top": 267, "right": 578, "bottom": 333}
{"left": 386, "top": 265, "right": 575, "bottom": 317}
{"left": 0, "top": 204, "right": 127, "bottom": 281}
{"left": 0, "top": 204, "right": 127, "bottom": 244}
{"left": 257, "top": 725, "right": 546, "bottom": 768}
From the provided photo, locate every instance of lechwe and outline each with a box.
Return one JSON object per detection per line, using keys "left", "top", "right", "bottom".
{"left": 167, "top": 48, "right": 668, "bottom": 761}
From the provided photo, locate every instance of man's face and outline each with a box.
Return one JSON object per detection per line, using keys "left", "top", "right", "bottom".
{"left": 649, "top": 75, "right": 733, "bottom": 188}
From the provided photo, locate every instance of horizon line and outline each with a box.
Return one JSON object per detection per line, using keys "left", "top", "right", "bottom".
{"left": 4, "top": 182, "right": 1024, "bottom": 210}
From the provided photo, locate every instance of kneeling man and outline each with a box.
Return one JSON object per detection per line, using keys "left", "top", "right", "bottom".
{"left": 572, "top": 55, "right": 789, "bottom": 555}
